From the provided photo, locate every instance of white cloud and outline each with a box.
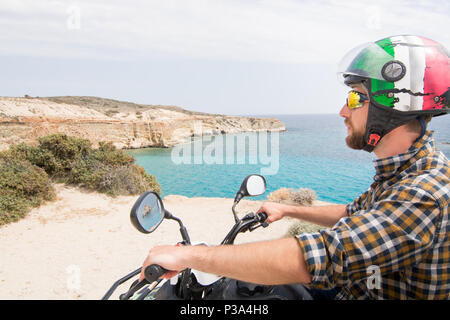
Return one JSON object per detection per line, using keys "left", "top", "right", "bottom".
{"left": 0, "top": 0, "right": 448, "bottom": 63}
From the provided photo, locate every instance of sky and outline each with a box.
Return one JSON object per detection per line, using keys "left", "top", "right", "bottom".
{"left": 0, "top": 0, "right": 449, "bottom": 115}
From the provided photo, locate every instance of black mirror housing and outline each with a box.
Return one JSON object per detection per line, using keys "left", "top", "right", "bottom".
{"left": 234, "top": 174, "right": 266, "bottom": 203}
{"left": 130, "top": 191, "right": 165, "bottom": 234}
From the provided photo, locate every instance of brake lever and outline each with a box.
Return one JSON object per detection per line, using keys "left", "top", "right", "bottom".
{"left": 248, "top": 222, "right": 269, "bottom": 232}
{"left": 120, "top": 278, "right": 149, "bottom": 300}
{"left": 248, "top": 212, "right": 269, "bottom": 232}
{"left": 241, "top": 212, "right": 256, "bottom": 220}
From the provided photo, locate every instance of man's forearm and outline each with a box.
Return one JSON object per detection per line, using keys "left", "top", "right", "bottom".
{"left": 184, "top": 237, "right": 312, "bottom": 285}
{"left": 285, "top": 204, "right": 347, "bottom": 228}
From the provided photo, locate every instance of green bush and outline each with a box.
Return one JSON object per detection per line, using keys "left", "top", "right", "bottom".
{"left": 19, "top": 134, "right": 161, "bottom": 196}
{"left": 95, "top": 164, "right": 160, "bottom": 196}
{"left": 37, "top": 134, "right": 92, "bottom": 177}
{"left": 7, "top": 143, "right": 58, "bottom": 174}
{"left": 0, "top": 134, "right": 161, "bottom": 225}
{"left": 64, "top": 139, "right": 160, "bottom": 196}
{"left": 0, "top": 155, "right": 55, "bottom": 226}
{"left": 91, "top": 141, "right": 135, "bottom": 167}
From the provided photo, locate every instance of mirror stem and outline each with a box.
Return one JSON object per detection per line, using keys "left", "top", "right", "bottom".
{"left": 234, "top": 192, "right": 244, "bottom": 204}
{"left": 179, "top": 225, "right": 191, "bottom": 245}
{"left": 165, "top": 210, "right": 191, "bottom": 244}
{"left": 232, "top": 202, "right": 240, "bottom": 224}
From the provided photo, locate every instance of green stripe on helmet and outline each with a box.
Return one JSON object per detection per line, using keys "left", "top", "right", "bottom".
{"left": 375, "top": 37, "right": 395, "bottom": 58}
{"left": 371, "top": 78, "right": 395, "bottom": 107}
{"left": 371, "top": 37, "right": 395, "bottom": 107}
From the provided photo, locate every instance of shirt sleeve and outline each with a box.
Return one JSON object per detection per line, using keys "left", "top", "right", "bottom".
{"left": 297, "top": 185, "right": 441, "bottom": 289}
{"left": 346, "top": 189, "right": 369, "bottom": 216}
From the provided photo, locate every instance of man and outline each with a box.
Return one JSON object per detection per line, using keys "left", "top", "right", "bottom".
{"left": 140, "top": 35, "right": 449, "bottom": 299}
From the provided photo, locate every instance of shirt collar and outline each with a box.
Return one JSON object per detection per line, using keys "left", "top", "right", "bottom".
{"left": 372, "top": 130, "right": 435, "bottom": 182}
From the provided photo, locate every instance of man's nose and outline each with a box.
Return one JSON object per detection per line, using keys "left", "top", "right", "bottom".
{"left": 339, "top": 104, "right": 350, "bottom": 118}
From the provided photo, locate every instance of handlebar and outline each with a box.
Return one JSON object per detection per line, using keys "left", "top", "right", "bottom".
{"left": 103, "top": 210, "right": 269, "bottom": 299}
{"left": 142, "top": 211, "right": 266, "bottom": 282}
{"left": 221, "top": 211, "right": 268, "bottom": 245}
{"left": 141, "top": 211, "right": 267, "bottom": 285}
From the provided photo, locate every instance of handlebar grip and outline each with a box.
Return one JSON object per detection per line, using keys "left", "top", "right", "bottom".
{"left": 144, "top": 264, "right": 168, "bottom": 283}
{"left": 257, "top": 212, "right": 268, "bottom": 222}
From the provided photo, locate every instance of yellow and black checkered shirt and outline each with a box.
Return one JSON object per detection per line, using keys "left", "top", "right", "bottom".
{"left": 297, "top": 131, "right": 449, "bottom": 299}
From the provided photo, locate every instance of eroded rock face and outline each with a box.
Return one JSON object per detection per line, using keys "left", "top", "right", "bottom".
{"left": 0, "top": 96, "right": 285, "bottom": 150}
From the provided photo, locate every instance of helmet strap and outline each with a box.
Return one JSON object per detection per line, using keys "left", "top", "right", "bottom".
{"left": 363, "top": 102, "right": 419, "bottom": 153}
{"left": 416, "top": 116, "right": 426, "bottom": 142}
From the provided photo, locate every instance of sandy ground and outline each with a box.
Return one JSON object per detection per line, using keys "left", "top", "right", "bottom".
{"left": 0, "top": 184, "right": 325, "bottom": 300}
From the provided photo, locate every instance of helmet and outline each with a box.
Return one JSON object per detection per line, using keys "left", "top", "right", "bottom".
{"left": 338, "top": 35, "right": 449, "bottom": 152}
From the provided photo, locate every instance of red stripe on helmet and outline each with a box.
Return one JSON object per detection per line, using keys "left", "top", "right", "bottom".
{"left": 421, "top": 36, "right": 450, "bottom": 110}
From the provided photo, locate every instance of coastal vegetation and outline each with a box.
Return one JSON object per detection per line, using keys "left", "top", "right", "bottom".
{"left": 0, "top": 133, "right": 161, "bottom": 226}
{"left": 267, "top": 187, "right": 317, "bottom": 206}
{"left": 266, "top": 187, "right": 322, "bottom": 236}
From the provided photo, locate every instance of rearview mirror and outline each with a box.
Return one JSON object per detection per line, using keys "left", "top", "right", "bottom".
{"left": 244, "top": 175, "right": 266, "bottom": 196}
{"left": 130, "top": 191, "right": 165, "bottom": 234}
{"left": 234, "top": 174, "right": 266, "bottom": 203}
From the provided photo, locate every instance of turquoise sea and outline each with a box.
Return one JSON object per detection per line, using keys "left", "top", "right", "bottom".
{"left": 127, "top": 114, "right": 449, "bottom": 204}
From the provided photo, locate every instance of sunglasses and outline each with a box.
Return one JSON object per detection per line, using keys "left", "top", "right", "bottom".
{"left": 346, "top": 90, "right": 369, "bottom": 109}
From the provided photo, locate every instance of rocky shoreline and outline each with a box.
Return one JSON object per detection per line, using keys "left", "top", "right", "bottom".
{"left": 0, "top": 96, "right": 286, "bottom": 151}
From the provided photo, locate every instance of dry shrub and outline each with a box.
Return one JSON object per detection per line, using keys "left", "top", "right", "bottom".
{"left": 98, "top": 164, "right": 160, "bottom": 196}
{"left": 267, "top": 187, "right": 320, "bottom": 237}
{"left": 267, "top": 187, "right": 316, "bottom": 206}
{"left": 291, "top": 188, "right": 316, "bottom": 206}
{"left": 285, "top": 221, "right": 322, "bottom": 237}
{"left": 267, "top": 188, "right": 295, "bottom": 202}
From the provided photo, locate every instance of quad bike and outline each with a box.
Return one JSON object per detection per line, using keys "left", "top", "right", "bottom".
{"left": 102, "top": 174, "right": 313, "bottom": 300}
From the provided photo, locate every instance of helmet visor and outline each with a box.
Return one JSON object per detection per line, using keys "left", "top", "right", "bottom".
{"left": 337, "top": 42, "right": 395, "bottom": 82}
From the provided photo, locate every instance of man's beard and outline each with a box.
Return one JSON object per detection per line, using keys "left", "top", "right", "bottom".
{"left": 345, "top": 121, "right": 366, "bottom": 150}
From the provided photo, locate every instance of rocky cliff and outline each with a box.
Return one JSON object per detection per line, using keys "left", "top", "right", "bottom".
{"left": 0, "top": 96, "right": 285, "bottom": 151}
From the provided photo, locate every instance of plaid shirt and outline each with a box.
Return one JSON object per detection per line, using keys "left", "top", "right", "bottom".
{"left": 297, "top": 131, "right": 449, "bottom": 299}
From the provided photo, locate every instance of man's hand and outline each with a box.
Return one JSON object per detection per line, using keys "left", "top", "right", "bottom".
{"left": 138, "top": 245, "right": 186, "bottom": 282}
{"left": 256, "top": 202, "right": 292, "bottom": 223}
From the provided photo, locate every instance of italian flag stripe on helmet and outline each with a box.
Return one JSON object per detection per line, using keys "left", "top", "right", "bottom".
{"left": 372, "top": 37, "right": 395, "bottom": 106}
{"left": 391, "top": 35, "right": 414, "bottom": 111}
{"left": 376, "top": 35, "right": 449, "bottom": 112}
{"left": 405, "top": 35, "right": 426, "bottom": 111}
{"left": 421, "top": 36, "right": 449, "bottom": 110}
